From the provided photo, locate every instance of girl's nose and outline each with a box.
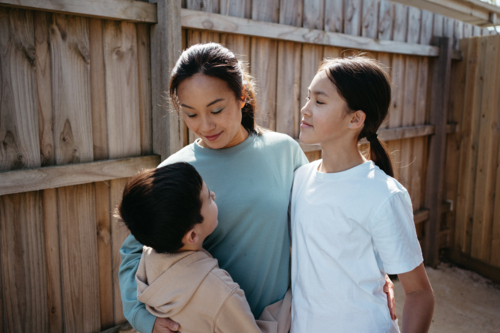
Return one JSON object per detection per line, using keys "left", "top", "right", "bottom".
{"left": 301, "top": 103, "right": 311, "bottom": 116}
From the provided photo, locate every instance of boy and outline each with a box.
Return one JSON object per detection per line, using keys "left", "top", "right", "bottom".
{"left": 117, "top": 162, "right": 291, "bottom": 333}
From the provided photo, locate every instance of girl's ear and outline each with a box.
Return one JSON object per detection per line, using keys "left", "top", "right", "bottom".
{"left": 349, "top": 110, "right": 366, "bottom": 129}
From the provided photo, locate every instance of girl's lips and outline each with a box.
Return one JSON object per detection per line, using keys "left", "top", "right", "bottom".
{"left": 301, "top": 121, "right": 313, "bottom": 128}
{"left": 204, "top": 132, "right": 222, "bottom": 141}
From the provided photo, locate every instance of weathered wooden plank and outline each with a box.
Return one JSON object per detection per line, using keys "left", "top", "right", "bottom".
{"left": 361, "top": 0, "right": 378, "bottom": 39}
{"left": 300, "top": 43, "right": 323, "bottom": 132}
{"left": 150, "top": 0, "right": 183, "bottom": 161}
{"left": 221, "top": 0, "right": 251, "bottom": 18}
{"left": 303, "top": 0, "right": 324, "bottom": 30}
{"left": 110, "top": 178, "right": 131, "bottom": 324}
{"left": 492, "top": 131, "right": 500, "bottom": 266}
{"left": 453, "top": 20, "right": 464, "bottom": 50}
{"left": 407, "top": 7, "right": 421, "bottom": 44}
{"left": 414, "top": 208, "right": 430, "bottom": 225}
{"left": 58, "top": 184, "right": 100, "bottom": 332}
{"left": 186, "top": 0, "right": 219, "bottom": 13}
{"left": 0, "top": 0, "right": 157, "bottom": 23}
{"left": 0, "top": 8, "right": 41, "bottom": 171}
{"left": 393, "top": 3, "right": 407, "bottom": 42}
{"left": 378, "top": 0, "right": 393, "bottom": 40}
{"left": 89, "top": 18, "right": 108, "bottom": 161}
{"left": 0, "top": 155, "right": 161, "bottom": 196}
{"left": 433, "top": 13, "right": 443, "bottom": 37}
{"left": 455, "top": 37, "right": 486, "bottom": 255}
{"left": 42, "top": 188, "right": 63, "bottom": 332}
{"left": 387, "top": 53, "right": 405, "bottom": 180}
{"left": 377, "top": 52, "right": 392, "bottom": 130}
{"left": 344, "top": 0, "right": 361, "bottom": 36}
{"left": 137, "top": 23, "right": 153, "bottom": 155}
{"left": 180, "top": 9, "right": 441, "bottom": 57}
{"left": 279, "top": 0, "right": 302, "bottom": 27}
{"left": 252, "top": 0, "right": 279, "bottom": 23}
{"left": 324, "top": 0, "right": 343, "bottom": 33}
{"left": 95, "top": 181, "right": 114, "bottom": 329}
{"left": 323, "top": 45, "right": 344, "bottom": 59}
{"left": 103, "top": 21, "right": 141, "bottom": 160}
{"left": 35, "top": 12, "right": 55, "bottom": 167}
{"left": 423, "top": 37, "right": 453, "bottom": 267}
{"left": 443, "top": 16, "right": 454, "bottom": 38}
{"left": 251, "top": 37, "right": 278, "bottom": 130}
{"left": 0, "top": 192, "right": 49, "bottom": 332}
{"left": 276, "top": 41, "right": 301, "bottom": 138}
{"left": 50, "top": 14, "right": 94, "bottom": 165}
{"left": 471, "top": 35, "right": 500, "bottom": 262}
{"left": 420, "top": 10, "right": 433, "bottom": 45}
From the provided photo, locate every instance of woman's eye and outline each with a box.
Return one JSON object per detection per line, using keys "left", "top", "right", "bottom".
{"left": 187, "top": 114, "right": 197, "bottom": 118}
{"left": 211, "top": 108, "right": 224, "bottom": 115}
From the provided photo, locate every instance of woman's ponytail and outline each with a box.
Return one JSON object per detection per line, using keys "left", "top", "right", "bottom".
{"left": 320, "top": 56, "right": 395, "bottom": 177}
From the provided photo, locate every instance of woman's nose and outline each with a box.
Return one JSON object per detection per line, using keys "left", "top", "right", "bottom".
{"left": 200, "top": 116, "right": 216, "bottom": 132}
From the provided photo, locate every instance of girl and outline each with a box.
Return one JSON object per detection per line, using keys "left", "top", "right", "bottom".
{"left": 291, "top": 57, "right": 434, "bottom": 333}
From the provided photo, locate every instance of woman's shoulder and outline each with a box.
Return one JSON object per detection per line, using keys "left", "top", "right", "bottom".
{"left": 157, "top": 144, "right": 196, "bottom": 168}
{"left": 258, "top": 130, "right": 298, "bottom": 146}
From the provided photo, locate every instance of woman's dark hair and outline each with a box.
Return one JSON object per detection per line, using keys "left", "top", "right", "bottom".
{"left": 117, "top": 162, "right": 204, "bottom": 253}
{"left": 169, "top": 43, "right": 258, "bottom": 134}
{"left": 319, "top": 56, "right": 394, "bottom": 177}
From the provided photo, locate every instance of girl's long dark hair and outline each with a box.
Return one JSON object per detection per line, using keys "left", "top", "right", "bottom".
{"left": 319, "top": 56, "right": 394, "bottom": 177}
{"left": 169, "top": 43, "right": 258, "bottom": 134}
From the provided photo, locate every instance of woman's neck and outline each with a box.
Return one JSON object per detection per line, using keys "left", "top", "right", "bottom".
{"left": 319, "top": 138, "right": 365, "bottom": 174}
{"left": 224, "top": 125, "right": 249, "bottom": 148}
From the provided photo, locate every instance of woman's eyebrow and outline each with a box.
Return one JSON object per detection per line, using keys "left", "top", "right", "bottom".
{"left": 180, "top": 103, "right": 194, "bottom": 109}
{"left": 206, "top": 98, "right": 224, "bottom": 107}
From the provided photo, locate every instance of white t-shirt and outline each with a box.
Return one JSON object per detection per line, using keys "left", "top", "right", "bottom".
{"left": 291, "top": 160, "right": 423, "bottom": 333}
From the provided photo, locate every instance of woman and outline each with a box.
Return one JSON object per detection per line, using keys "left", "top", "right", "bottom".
{"left": 118, "top": 43, "right": 395, "bottom": 333}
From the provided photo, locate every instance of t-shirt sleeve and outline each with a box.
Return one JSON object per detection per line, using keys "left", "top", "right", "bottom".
{"left": 369, "top": 190, "right": 423, "bottom": 275}
{"left": 214, "top": 288, "right": 262, "bottom": 333}
{"left": 293, "top": 141, "right": 309, "bottom": 171}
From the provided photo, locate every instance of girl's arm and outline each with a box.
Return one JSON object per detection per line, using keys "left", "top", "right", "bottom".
{"left": 398, "top": 263, "right": 434, "bottom": 333}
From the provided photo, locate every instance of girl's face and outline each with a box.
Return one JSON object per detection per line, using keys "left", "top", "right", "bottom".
{"left": 299, "top": 70, "right": 355, "bottom": 145}
{"left": 177, "top": 74, "right": 246, "bottom": 149}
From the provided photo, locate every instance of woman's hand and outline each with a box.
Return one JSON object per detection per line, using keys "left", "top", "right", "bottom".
{"left": 153, "top": 318, "right": 180, "bottom": 333}
{"left": 384, "top": 274, "right": 397, "bottom": 320}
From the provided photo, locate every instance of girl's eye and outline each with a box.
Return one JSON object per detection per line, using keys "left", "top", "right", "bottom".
{"left": 316, "top": 100, "right": 324, "bottom": 105}
{"left": 211, "top": 108, "right": 224, "bottom": 115}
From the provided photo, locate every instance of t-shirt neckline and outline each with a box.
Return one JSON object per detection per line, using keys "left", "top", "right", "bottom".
{"left": 313, "top": 159, "right": 375, "bottom": 181}
{"left": 192, "top": 132, "right": 256, "bottom": 156}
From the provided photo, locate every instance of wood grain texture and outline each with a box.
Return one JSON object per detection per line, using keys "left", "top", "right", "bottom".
{"left": 433, "top": 13, "right": 443, "bottom": 37}
{"left": 378, "top": 0, "right": 393, "bottom": 40}
{"left": 300, "top": 43, "right": 323, "bottom": 131}
{"left": 57, "top": 184, "right": 100, "bottom": 332}
{"left": 0, "top": 192, "right": 49, "bottom": 332}
{"left": 279, "top": 0, "right": 302, "bottom": 27}
{"left": 0, "top": 0, "right": 157, "bottom": 23}
{"left": 0, "top": 155, "right": 161, "bottom": 196}
{"left": 362, "top": 0, "right": 379, "bottom": 39}
{"left": 180, "top": 10, "right": 440, "bottom": 57}
{"left": 0, "top": 8, "right": 41, "bottom": 171}
{"left": 344, "top": 0, "right": 362, "bottom": 36}
{"left": 89, "top": 18, "right": 108, "bottom": 161}
{"left": 420, "top": 10, "right": 433, "bottom": 45}
{"left": 50, "top": 14, "right": 94, "bottom": 165}
{"left": 221, "top": 0, "right": 252, "bottom": 18}
{"left": 324, "top": 0, "right": 343, "bottom": 33}
{"left": 110, "top": 178, "right": 131, "bottom": 324}
{"left": 187, "top": 0, "right": 219, "bottom": 13}
{"left": 407, "top": 7, "right": 421, "bottom": 44}
{"left": 137, "top": 23, "right": 152, "bottom": 156}
{"left": 387, "top": 53, "right": 405, "bottom": 180}
{"left": 103, "top": 21, "right": 141, "bottom": 160}
{"left": 393, "top": 3, "right": 407, "bottom": 42}
{"left": 252, "top": 0, "right": 279, "bottom": 23}
{"left": 303, "top": 0, "right": 324, "bottom": 30}
{"left": 35, "top": 12, "right": 55, "bottom": 167}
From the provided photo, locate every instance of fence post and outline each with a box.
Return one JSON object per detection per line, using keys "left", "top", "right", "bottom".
{"left": 423, "top": 36, "right": 453, "bottom": 267}
{"left": 150, "top": 0, "right": 183, "bottom": 162}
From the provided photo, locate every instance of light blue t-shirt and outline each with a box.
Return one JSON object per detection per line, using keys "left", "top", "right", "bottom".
{"left": 118, "top": 131, "right": 308, "bottom": 333}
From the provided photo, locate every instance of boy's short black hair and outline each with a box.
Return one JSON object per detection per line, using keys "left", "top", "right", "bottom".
{"left": 118, "top": 162, "right": 204, "bottom": 253}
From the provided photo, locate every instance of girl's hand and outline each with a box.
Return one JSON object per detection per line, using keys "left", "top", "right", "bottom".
{"left": 384, "top": 275, "right": 397, "bottom": 320}
{"left": 153, "top": 318, "right": 180, "bottom": 333}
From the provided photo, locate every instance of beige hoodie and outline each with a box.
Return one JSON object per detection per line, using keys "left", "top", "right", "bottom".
{"left": 136, "top": 247, "right": 291, "bottom": 333}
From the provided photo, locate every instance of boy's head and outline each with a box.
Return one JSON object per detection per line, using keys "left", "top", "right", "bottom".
{"left": 118, "top": 162, "right": 218, "bottom": 253}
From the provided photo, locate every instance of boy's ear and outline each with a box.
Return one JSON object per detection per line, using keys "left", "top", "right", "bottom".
{"left": 349, "top": 110, "right": 366, "bottom": 129}
{"left": 183, "top": 229, "right": 199, "bottom": 244}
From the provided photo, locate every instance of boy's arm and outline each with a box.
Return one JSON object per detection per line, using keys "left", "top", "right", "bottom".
{"left": 214, "top": 288, "right": 263, "bottom": 333}
{"left": 118, "top": 234, "right": 156, "bottom": 333}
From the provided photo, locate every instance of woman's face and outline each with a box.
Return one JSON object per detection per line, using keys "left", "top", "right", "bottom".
{"left": 177, "top": 74, "right": 246, "bottom": 149}
{"left": 299, "top": 70, "right": 353, "bottom": 145}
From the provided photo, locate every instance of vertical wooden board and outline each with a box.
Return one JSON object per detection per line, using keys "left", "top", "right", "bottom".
{"left": 455, "top": 37, "right": 485, "bottom": 254}
{"left": 58, "top": 184, "right": 100, "bottom": 332}
{"left": 279, "top": 0, "right": 303, "bottom": 26}
{"left": 393, "top": 3, "right": 407, "bottom": 42}
{"left": 387, "top": 53, "right": 405, "bottom": 180}
{"left": 110, "top": 178, "right": 131, "bottom": 324}
{"left": 407, "top": 7, "right": 421, "bottom": 44}
{"left": 470, "top": 36, "right": 500, "bottom": 261}
{"left": 0, "top": 192, "right": 49, "bottom": 332}
{"left": 378, "top": 0, "right": 393, "bottom": 40}
{"left": 0, "top": 8, "right": 41, "bottom": 171}
{"left": 186, "top": 30, "right": 201, "bottom": 144}
{"left": 276, "top": 41, "right": 301, "bottom": 138}
{"left": 223, "top": 34, "right": 251, "bottom": 61}
{"left": 251, "top": 38, "right": 278, "bottom": 130}
{"left": 42, "top": 188, "right": 63, "bottom": 333}
{"left": 305, "top": 150, "right": 321, "bottom": 162}
{"left": 186, "top": 0, "right": 220, "bottom": 13}
{"left": 221, "top": 0, "right": 252, "bottom": 18}
{"left": 303, "top": 0, "right": 324, "bottom": 30}
{"left": 443, "top": 17, "right": 454, "bottom": 38}
{"left": 453, "top": 20, "right": 464, "bottom": 50}
{"left": 252, "top": 0, "right": 280, "bottom": 23}
{"left": 324, "top": 0, "right": 343, "bottom": 33}
{"left": 432, "top": 13, "right": 443, "bottom": 37}
{"left": 89, "top": 18, "right": 108, "bottom": 161}
{"left": 300, "top": 44, "right": 323, "bottom": 126}
{"left": 377, "top": 52, "right": 392, "bottom": 129}
{"left": 463, "top": 23, "right": 472, "bottom": 38}
{"left": 95, "top": 181, "right": 114, "bottom": 329}
{"left": 50, "top": 14, "right": 93, "bottom": 165}
{"left": 492, "top": 133, "right": 500, "bottom": 266}
{"left": 137, "top": 24, "right": 153, "bottom": 156}
{"left": 323, "top": 46, "right": 343, "bottom": 59}
{"left": 420, "top": 10, "right": 433, "bottom": 45}
{"left": 473, "top": 26, "right": 482, "bottom": 36}
{"left": 361, "top": 0, "right": 378, "bottom": 39}
{"left": 344, "top": 0, "right": 362, "bottom": 36}
{"left": 103, "top": 21, "right": 141, "bottom": 159}
{"left": 35, "top": 12, "right": 55, "bottom": 167}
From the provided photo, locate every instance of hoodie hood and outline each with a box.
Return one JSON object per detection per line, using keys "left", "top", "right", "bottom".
{"left": 136, "top": 247, "right": 218, "bottom": 318}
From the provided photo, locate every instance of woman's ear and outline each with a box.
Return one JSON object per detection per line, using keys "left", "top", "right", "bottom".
{"left": 349, "top": 110, "right": 366, "bottom": 129}
{"left": 240, "top": 86, "right": 248, "bottom": 109}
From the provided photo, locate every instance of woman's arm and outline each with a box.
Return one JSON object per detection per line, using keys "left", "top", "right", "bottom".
{"left": 398, "top": 263, "right": 434, "bottom": 333}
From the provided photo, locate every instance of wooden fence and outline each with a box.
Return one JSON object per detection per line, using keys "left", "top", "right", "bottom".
{"left": 0, "top": 0, "right": 497, "bottom": 332}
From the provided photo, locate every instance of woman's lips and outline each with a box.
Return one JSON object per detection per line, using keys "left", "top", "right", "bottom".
{"left": 204, "top": 132, "right": 222, "bottom": 141}
{"left": 301, "top": 121, "right": 313, "bottom": 128}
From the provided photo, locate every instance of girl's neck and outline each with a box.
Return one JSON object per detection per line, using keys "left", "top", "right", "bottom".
{"left": 319, "top": 138, "right": 366, "bottom": 174}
